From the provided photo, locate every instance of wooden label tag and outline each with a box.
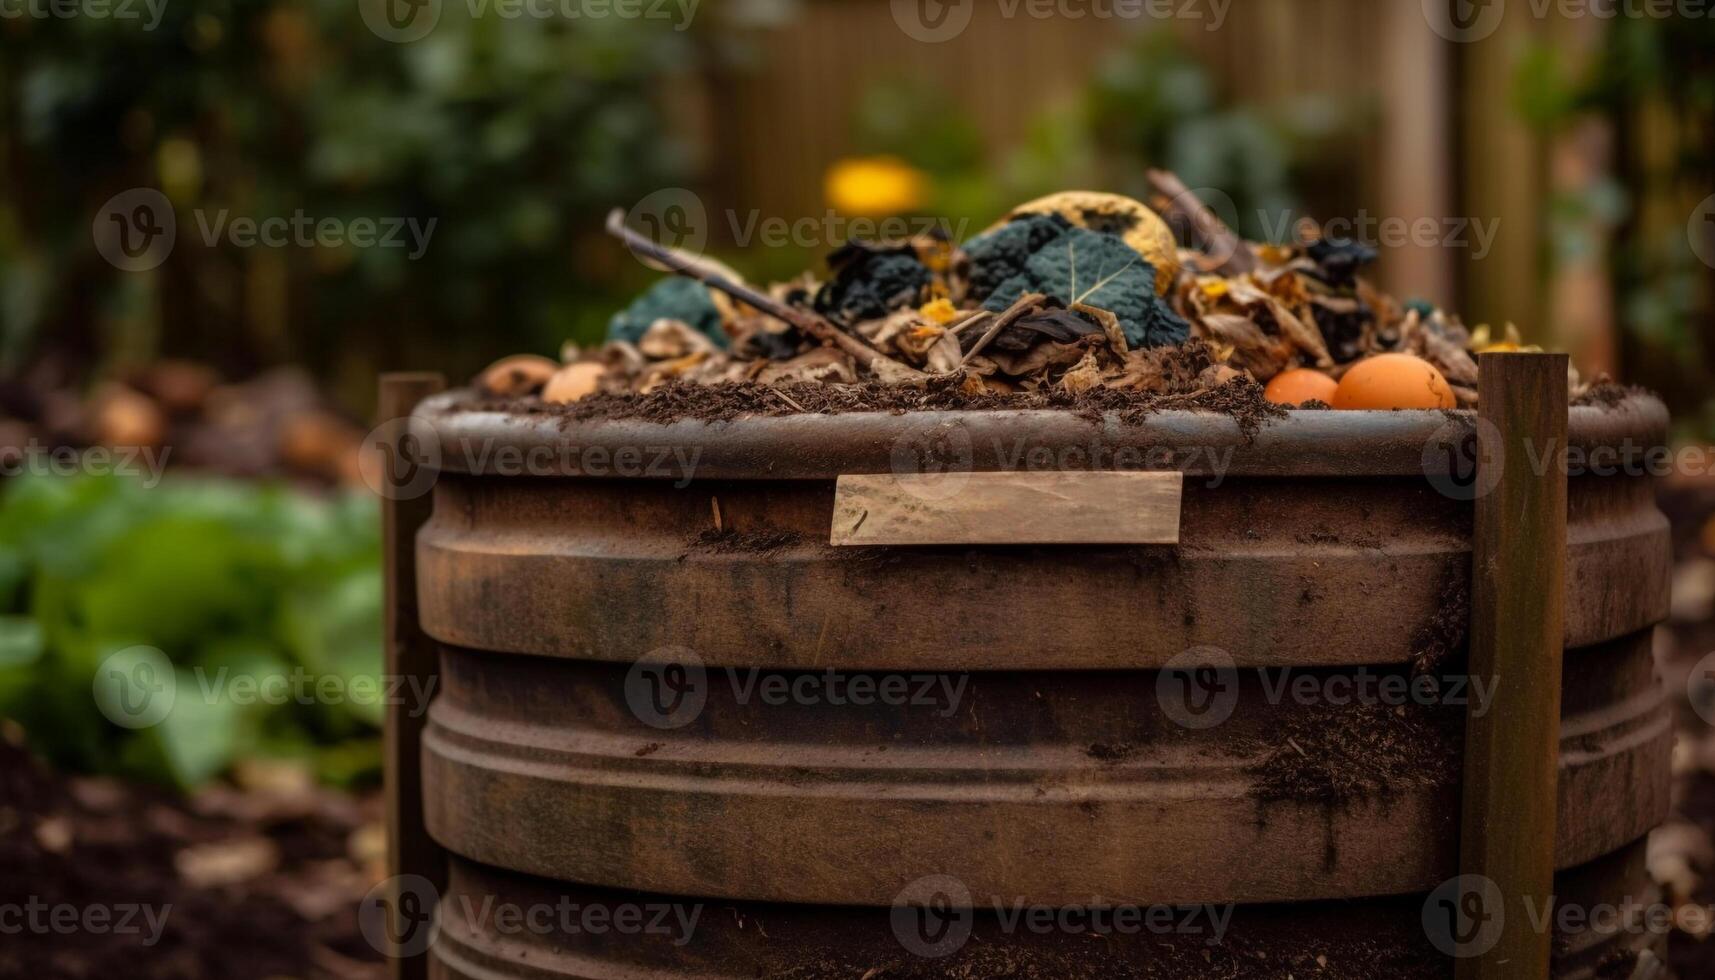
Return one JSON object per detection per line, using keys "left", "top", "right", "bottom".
{"left": 830, "top": 471, "right": 1183, "bottom": 547}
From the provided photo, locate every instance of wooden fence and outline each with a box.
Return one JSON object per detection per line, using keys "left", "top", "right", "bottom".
{"left": 688, "top": 0, "right": 1645, "bottom": 375}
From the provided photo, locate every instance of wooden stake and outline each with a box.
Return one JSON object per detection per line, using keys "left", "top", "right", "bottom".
{"left": 380, "top": 372, "right": 446, "bottom": 980}
{"left": 1458, "top": 353, "right": 1568, "bottom": 980}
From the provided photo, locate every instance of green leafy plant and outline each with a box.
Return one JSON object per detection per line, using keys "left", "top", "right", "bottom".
{"left": 0, "top": 471, "right": 382, "bottom": 789}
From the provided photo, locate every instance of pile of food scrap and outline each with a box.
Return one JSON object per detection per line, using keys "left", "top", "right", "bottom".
{"left": 475, "top": 173, "right": 1585, "bottom": 417}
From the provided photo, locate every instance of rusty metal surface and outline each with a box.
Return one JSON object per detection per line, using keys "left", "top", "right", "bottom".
{"left": 411, "top": 395, "right": 1674, "bottom": 969}
{"left": 425, "top": 842, "right": 1663, "bottom": 980}
{"left": 416, "top": 470, "right": 1667, "bottom": 671}
{"left": 421, "top": 630, "right": 1667, "bottom": 908}
{"left": 410, "top": 392, "right": 1669, "bottom": 482}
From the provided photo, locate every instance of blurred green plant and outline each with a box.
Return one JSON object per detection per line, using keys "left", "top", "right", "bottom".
{"left": 0, "top": 471, "right": 382, "bottom": 789}
{"left": 835, "top": 32, "right": 1359, "bottom": 252}
{"left": 1515, "top": 16, "right": 1715, "bottom": 432}
{"left": 0, "top": 1, "right": 706, "bottom": 397}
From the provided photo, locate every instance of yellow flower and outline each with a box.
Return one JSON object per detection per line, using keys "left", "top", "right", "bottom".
{"left": 824, "top": 156, "right": 929, "bottom": 217}
{"left": 1471, "top": 322, "right": 1541, "bottom": 354}
{"left": 919, "top": 298, "right": 958, "bottom": 324}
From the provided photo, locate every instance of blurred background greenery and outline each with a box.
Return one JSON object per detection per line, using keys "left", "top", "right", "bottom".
{"left": 1, "top": 0, "right": 1711, "bottom": 788}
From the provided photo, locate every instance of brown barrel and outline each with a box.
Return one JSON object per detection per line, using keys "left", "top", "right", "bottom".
{"left": 409, "top": 394, "right": 1674, "bottom": 978}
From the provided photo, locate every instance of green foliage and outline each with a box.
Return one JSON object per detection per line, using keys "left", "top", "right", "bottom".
{"left": 0, "top": 471, "right": 383, "bottom": 789}
{"left": 0, "top": 2, "right": 703, "bottom": 383}
{"left": 974, "top": 221, "right": 1188, "bottom": 349}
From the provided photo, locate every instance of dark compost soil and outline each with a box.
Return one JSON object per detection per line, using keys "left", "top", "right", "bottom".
{"left": 0, "top": 735, "right": 384, "bottom": 980}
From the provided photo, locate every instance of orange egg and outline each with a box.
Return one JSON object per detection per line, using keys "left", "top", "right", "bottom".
{"left": 1331, "top": 353, "right": 1456, "bottom": 410}
{"left": 1263, "top": 368, "right": 1338, "bottom": 406}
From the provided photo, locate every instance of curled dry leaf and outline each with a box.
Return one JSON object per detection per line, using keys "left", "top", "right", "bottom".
{"left": 544, "top": 362, "right": 608, "bottom": 405}
{"left": 639, "top": 318, "right": 721, "bottom": 360}
{"left": 755, "top": 348, "right": 857, "bottom": 385}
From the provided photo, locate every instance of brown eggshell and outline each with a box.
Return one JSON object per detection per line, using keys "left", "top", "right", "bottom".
{"left": 1263, "top": 368, "right": 1339, "bottom": 406}
{"left": 1331, "top": 354, "right": 1456, "bottom": 410}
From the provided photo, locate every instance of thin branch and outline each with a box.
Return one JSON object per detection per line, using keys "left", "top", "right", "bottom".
{"left": 605, "top": 209, "right": 924, "bottom": 382}
{"left": 959, "top": 293, "right": 1046, "bottom": 367}
{"left": 1145, "top": 169, "right": 1258, "bottom": 275}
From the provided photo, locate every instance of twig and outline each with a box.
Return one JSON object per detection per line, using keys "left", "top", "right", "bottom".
{"left": 605, "top": 209, "right": 924, "bottom": 382}
{"left": 769, "top": 386, "right": 807, "bottom": 413}
{"left": 959, "top": 293, "right": 1046, "bottom": 367}
{"left": 945, "top": 309, "right": 993, "bottom": 337}
{"left": 1145, "top": 169, "right": 1257, "bottom": 275}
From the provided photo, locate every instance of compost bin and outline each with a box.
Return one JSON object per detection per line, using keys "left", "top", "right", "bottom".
{"left": 403, "top": 391, "right": 1673, "bottom": 979}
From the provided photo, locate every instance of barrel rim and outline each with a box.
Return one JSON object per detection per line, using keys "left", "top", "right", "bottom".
{"left": 409, "top": 390, "right": 1669, "bottom": 480}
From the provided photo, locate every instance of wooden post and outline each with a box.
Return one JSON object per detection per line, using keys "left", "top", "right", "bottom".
{"left": 1457, "top": 353, "right": 1569, "bottom": 980}
{"left": 380, "top": 372, "right": 446, "bottom": 980}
